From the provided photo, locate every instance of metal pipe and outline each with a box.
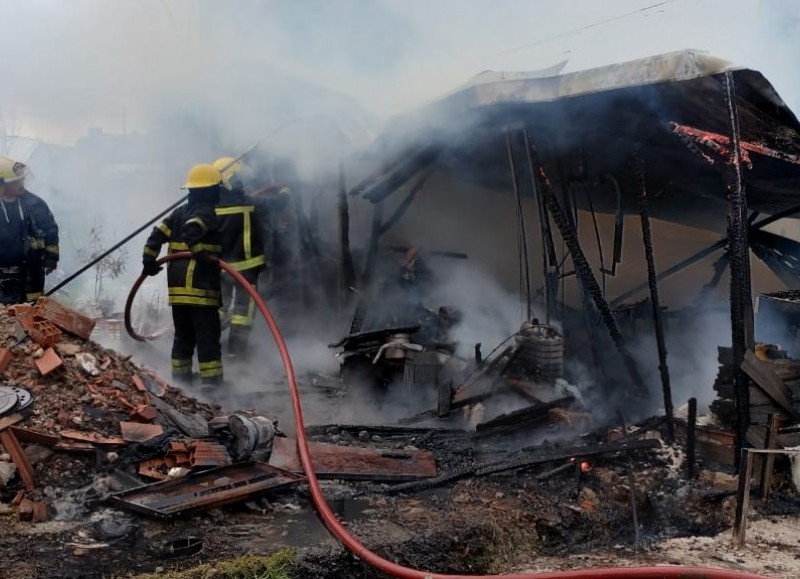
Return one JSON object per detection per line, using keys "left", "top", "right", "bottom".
{"left": 523, "top": 130, "right": 557, "bottom": 323}
{"left": 506, "top": 129, "right": 532, "bottom": 321}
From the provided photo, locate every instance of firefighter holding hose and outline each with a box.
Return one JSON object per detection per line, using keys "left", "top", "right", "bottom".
{"left": 141, "top": 164, "right": 225, "bottom": 387}
{"left": 212, "top": 156, "right": 266, "bottom": 358}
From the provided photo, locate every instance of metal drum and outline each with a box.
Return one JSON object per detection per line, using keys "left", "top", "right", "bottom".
{"left": 512, "top": 324, "right": 564, "bottom": 382}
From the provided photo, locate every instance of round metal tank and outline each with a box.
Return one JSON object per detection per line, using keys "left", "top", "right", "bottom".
{"left": 513, "top": 324, "right": 564, "bottom": 381}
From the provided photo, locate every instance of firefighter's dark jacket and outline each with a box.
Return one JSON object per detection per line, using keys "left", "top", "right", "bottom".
{"left": 215, "top": 187, "right": 266, "bottom": 272}
{"left": 143, "top": 192, "right": 221, "bottom": 307}
{"left": 21, "top": 190, "right": 59, "bottom": 269}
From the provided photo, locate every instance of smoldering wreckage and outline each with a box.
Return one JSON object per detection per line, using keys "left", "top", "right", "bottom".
{"left": 5, "top": 50, "right": 800, "bottom": 578}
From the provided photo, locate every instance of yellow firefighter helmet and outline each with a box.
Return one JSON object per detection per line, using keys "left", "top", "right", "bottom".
{"left": 212, "top": 156, "right": 244, "bottom": 189}
{"left": 183, "top": 163, "right": 222, "bottom": 189}
{"left": 0, "top": 156, "right": 27, "bottom": 184}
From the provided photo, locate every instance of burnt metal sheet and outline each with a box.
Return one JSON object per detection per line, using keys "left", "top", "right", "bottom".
{"left": 110, "top": 462, "right": 303, "bottom": 519}
{"left": 268, "top": 436, "right": 437, "bottom": 482}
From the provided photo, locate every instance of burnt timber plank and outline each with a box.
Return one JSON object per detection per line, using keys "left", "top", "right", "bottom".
{"left": 268, "top": 437, "right": 437, "bottom": 482}
{"left": 741, "top": 350, "right": 800, "bottom": 421}
{"left": 474, "top": 396, "right": 575, "bottom": 437}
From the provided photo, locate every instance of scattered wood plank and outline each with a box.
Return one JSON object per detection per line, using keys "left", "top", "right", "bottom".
{"left": 741, "top": 350, "right": 800, "bottom": 421}
{"left": 269, "top": 437, "right": 437, "bottom": 482}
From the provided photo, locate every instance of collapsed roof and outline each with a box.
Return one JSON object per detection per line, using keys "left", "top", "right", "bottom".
{"left": 358, "top": 50, "right": 800, "bottom": 233}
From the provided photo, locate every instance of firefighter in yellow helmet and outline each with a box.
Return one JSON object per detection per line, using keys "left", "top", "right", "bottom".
{"left": 142, "top": 164, "right": 225, "bottom": 386}
{"left": 212, "top": 156, "right": 267, "bottom": 357}
{"left": 0, "top": 157, "right": 59, "bottom": 304}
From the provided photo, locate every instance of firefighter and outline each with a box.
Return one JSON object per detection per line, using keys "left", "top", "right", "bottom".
{"left": 0, "top": 156, "right": 59, "bottom": 304}
{"left": 142, "top": 164, "right": 224, "bottom": 386}
{"left": 212, "top": 156, "right": 266, "bottom": 357}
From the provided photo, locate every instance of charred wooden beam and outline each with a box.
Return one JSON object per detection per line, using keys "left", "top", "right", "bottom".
{"left": 725, "top": 71, "right": 755, "bottom": 463}
{"left": 529, "top": 140, "right": 648, "bottom": 397}
{"left": 687, "top": 397, "right": 697, "bottom": 479}
{"left": 362, "top": 146, "right": 440, "bottom": 203}
{"left": 381, "top": 438, "right": 661, "bottom": 495}
{"left": 636, "top": 150, "right": 674, "bottom": 442}
{"left": 474, "top": 396, "right": 575, "bottom": 438}
{"left": 523, "top": 130, "right": 558, "bottom": 323}
{"left": 338, "top": 162, "right": 357, "bottom": 311}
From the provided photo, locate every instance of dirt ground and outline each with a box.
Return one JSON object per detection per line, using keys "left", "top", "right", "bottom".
{"left": 3, "top": 434, "right": 800, "bottom": 579}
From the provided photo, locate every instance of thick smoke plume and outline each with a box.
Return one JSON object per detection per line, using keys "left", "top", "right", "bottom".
{"left": 1, "top": 1, "right": 799, "bottom": 425}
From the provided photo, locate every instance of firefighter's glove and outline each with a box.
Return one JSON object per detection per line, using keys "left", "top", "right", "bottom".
{"left": 142, "top": 257, "right": 162, "bottom": 277}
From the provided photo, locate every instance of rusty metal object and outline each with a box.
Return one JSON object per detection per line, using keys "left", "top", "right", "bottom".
{"left": 269, "top": 436, "right": 437, "bottom": 482}
{"left": 110, "top": 462, "right": 303, "bottom": 519}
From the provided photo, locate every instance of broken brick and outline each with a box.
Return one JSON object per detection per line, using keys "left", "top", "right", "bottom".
{"left": 133, "top": 404, "right": 158, "bottom": 422}
{"left": 132, "top": 374, "right": 147, "bottom": 393}
{"left": 190, "top": 440, "right": 231, "bottom": 468}
{"left": 119, "top": 421, "right": 164, "bottom": 443}
{"left": 0, "top": 348, "right": 12, "bottom": 373}
{"left": 9, "top": 304, "right": 31, "bottom": 317}
{"left": 18, "top": 498, "right": 33, "bottom": 522}
{"left": 32, "top": 297, "right": 96, "bottom": 340}
{"left": 27, "top": 320, "right": 62, "bottom": 349}
{"left": 138, "top": 458, "right": 168, "bottom": 480}
{"left": 17, "top": 314, "right": 37, "bottom": 334}
{"left": 34, "top": 348, "right": 63, "bottom": 376}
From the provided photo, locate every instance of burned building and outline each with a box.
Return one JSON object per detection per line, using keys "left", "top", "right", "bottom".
{"left": 308, "top": 50, "right": 800, "bottom": 447}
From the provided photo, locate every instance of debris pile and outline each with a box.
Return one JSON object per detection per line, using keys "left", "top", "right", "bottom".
{"left": 0, "top": 298, "right": 307, "bottom": 524}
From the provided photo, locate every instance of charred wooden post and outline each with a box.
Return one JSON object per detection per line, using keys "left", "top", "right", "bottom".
{"left": 636, "top": 151, "right": 675, "bottom": 441}
{"left": 733, "top": 447, "right": 755, "bottom": 547}
{"left": 759, "top": 413, "right": 780, "bottom": 500}
{"left": 528, "top": 141, "right": 648, "bottom": 397}
{"left": 724, "top": 71, "right": 755, "bottom": 463}
{"left": 505, "top": 129, "right": 533, "bottom": 321}
{"left": 338, "top": 162, "right": 357, "bottom": 312}
{"left": 687, "top": 397, "right": 697, "bottom": 478}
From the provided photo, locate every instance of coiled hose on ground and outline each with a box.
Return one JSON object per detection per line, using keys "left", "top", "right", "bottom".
{"left": 124, "top": 252, "right": 769, "bottom": 579}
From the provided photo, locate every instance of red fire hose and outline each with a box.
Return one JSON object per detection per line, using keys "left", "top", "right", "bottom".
{"left": 124, "top": 252, "right": 770, "bottom": 579}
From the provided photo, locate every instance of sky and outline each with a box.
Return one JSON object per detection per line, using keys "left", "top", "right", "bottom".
{"left": 0, "top": 0, "right": 798, "bottom": 145}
